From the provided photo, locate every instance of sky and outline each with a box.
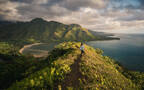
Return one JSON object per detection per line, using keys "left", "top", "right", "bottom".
{"left": 0, "top": 0, "right": 144, "bottom": 33}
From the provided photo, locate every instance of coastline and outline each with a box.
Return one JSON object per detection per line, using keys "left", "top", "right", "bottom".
{"left": 19, "top": 43, "right": 43, "bottom": 54}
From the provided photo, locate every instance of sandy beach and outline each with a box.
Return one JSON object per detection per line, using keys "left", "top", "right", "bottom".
{"left": 19, "top": 43, "right": 43, "bottom": 54}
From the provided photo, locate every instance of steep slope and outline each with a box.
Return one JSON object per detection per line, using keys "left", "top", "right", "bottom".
{"left": 7, "top": 42, "right": 141, "bottom": 90}
{"left": 0, "top": 18, "right": 116, "bottom": 43}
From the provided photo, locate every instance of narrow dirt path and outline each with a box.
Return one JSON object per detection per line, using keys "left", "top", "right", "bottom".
{"left": 62, "top": 54, "right": 83, "bottom": 89}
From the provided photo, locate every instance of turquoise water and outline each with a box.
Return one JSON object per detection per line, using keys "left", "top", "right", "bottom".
{"left": 87, "top": 34, "right": 144, "bottom": 72}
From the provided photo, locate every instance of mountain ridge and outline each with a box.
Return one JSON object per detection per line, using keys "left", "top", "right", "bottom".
{"left": 0, "top": 18, "right": 119, "bottom": 44}
{"left": 6, "top": 42, "right": 143, "bottom": 89}
{"left": 0, "top": 42, "right": 144, "bottom": 89}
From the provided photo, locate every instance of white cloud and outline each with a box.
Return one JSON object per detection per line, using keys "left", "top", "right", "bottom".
{"left": 31, "top": 0, "right": 48, "bottom": 4}
{"left": 0, "top": 0, "right": 144, "bottom": 33}
{"left": 0, "top": 1, "right": 25, "bottom": 20}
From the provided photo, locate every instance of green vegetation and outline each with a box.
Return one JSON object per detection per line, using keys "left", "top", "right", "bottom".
{"left": 0, "top": 42, "right": 143, "bottom": 90}
{"left": 0, "top": 42, "right": 20, "bottom": 60}
{"left": 0, "top": 42, "right": 14, "bottom": 54}
{"left": 0, "top": 18, "right": 119, "bottom": 44}
{"left": 121, "top": 70, "right": 144, "bottom": 89}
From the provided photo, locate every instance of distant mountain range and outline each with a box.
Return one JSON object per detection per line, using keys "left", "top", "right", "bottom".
{"left": 0, "top": 18, "right": 119, "bottom": 43}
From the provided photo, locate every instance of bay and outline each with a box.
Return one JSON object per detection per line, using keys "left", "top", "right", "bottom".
{"left": 23, "top": 34, "right": 144, "bottom": 72}
{"left": 87, "top": 34, "right": 144, "bottom": 72}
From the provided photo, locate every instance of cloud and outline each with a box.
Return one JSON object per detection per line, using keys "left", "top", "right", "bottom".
{"left": 11, "top": 0, "right": 48, "bottom": 4}
{"left": 0, "top": 0, "right": 108, "bottom": 20}
{"left": 0, "top": 0, "right": 144, "bottom": 33}
{"left": 58, "top": 0, "right": 108, "bottom": 11}
{"left": 0, "top": 1, "right": 23, "bottom": 21}
{"left": 116, "top": 10, "right": 144, "bottom": 21}
{"left": 138, "top": 0, "right": 144, "bottom": 8}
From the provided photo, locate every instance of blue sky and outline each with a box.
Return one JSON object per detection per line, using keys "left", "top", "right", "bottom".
{"left": 0, "top": 0, "right": 144, "bottom": 33}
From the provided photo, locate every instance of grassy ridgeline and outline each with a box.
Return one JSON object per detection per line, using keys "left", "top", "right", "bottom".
{"left": 0, "top": 42, "right": 141, "bottom": 90}
{"left": 0, "top": 42, "right": 144, "bottom": 90}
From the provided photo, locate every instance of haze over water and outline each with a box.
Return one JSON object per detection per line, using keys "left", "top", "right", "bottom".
{"left": 87, "top": 34, "right": 144, "bottom": 72}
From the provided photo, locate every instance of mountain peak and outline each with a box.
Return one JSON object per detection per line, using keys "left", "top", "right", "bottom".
{"left": 31, "top": 18, "right": 46, "bottom": 22}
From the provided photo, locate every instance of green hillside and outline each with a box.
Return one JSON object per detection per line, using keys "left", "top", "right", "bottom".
{"left": 0, "top": 18, "right": 119, "bottom": 44}
{"left": 0, "top": 42, "right": 143, "bottom": 90}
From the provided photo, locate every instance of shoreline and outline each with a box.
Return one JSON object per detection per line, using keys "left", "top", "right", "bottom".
{"left": 19, "top": 43, "right": 43, "bottom": 54}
